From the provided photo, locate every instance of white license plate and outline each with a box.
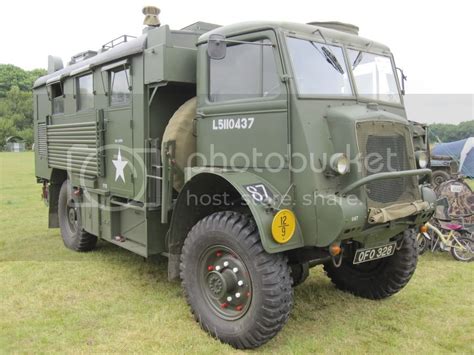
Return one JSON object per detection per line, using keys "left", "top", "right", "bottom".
{"left": 353, "top": 242, "right": 397, "bottom": 264}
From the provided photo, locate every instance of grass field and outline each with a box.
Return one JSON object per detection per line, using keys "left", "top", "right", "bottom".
{"left": 1, "top": 152, "right": 473, "bottom": 353}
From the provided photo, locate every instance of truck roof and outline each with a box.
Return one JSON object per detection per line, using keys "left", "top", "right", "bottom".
{"left": 198, "top": 21, "right": 390, "bottom": 53}
{"left": 34, "top": 20, "right": 391, "bottom": 89}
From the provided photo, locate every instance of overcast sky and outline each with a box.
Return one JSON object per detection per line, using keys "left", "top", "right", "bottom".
{"left": 0, "top": 0, "right": 472, "bottom": 124}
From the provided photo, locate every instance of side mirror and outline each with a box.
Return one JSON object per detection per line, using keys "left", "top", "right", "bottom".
{"left": 207, "top": 34, "right": 227, "bottom": 60}
{"left": 396, "top": 67, "right": 407, "bottom": 96}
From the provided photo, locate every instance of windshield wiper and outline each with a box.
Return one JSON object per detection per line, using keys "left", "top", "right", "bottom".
{"left": 310, "top": 41, "right": 345, "bottom": 75}
{"left": 352, "top": 51, "right": 363, "bottom": 69}
{"left": 321, "top": 46, "right": 345, "bottom": 74}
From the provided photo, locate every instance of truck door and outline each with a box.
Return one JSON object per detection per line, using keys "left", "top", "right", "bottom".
{"left": 197, "top": 31, "right": 289, "bottom": 176}
{"left": 103, "top": 65, "right": 135, "bottom": 198}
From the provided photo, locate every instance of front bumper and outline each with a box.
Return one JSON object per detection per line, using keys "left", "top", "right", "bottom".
{"left": 315, "top": 169, "right": 435, "bottom": 247}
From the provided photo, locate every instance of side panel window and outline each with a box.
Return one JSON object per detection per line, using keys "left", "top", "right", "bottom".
{"left": 51, "top": 83, "right": 64, "bottom": 114}
{"left": 209, "top": 39, "right": 280, "bottom": 102}
{"left": 110, "top": 68, "right": 131, "bottom": 106}
{"left": 77, "top": 74, "right": 94, "bottom": 111}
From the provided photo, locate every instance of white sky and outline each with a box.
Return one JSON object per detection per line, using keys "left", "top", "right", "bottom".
{"left": 0, "top": 0, "right": 472, "bottom": 123}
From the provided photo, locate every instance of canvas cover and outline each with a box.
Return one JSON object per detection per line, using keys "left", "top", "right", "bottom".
{"left": 162, "top": 97, "right": 197, "bottom": 191}
{"left": 368, "top": 200, "right": 430, "bottom": 224}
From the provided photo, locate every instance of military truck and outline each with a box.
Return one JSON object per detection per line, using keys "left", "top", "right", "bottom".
{"left": 33, "top": 7, "right": 436, "bottom": 348}
{"left": 409, "top": 120, "right": 458, "bottom": 187}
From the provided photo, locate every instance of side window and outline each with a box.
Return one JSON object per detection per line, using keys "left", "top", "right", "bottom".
{"left": 51, "top": 83, "right": 64, "bottom": 114}
{"left": 110, "top": 68, "right": 131, "bottom": 106}
{"left": 209, "top": 39, "right": 280, "bottom": 102}
{"left": 76, "top": 74, "right": 94, "bottom": 111}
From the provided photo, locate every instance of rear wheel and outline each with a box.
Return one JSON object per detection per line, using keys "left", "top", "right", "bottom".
{"left": 323, "top": 230, "right": 418, "bottom": 299}
{"left": 180, "top": 211, "right": 293, "bottom": 349}
{"left": 58, "top": 180, "right": 97, "bottom": 251}
{"left": 450, "top": 237, "right": 474, "bottom": 262}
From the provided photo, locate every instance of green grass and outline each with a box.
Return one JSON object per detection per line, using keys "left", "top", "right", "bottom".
{"left": 1, "top": 152, "right": 473, "bottom": 353}
{"left": 467, "top": 179, "right": 474, "bottom": 190}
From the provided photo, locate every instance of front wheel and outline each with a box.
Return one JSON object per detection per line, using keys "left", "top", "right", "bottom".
{"left": 323, "top": 230, "right": 418, "bottom": 299}
{"left": 416, "top": 233, "right": 428, "bottom": 255}
{"left": 450, "top": 237, "right": 474, "bottom": 262}
{"left": 180, "top": 211, "right": 293, "bottom": 349}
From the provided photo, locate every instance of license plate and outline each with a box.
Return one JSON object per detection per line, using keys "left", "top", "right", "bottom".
{"left": 353, "top": 242, "right": 397, "bottom": 264}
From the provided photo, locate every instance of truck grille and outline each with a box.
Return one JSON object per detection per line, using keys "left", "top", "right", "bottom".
{"left": 356, "top": 121, "right": 419, "bottom": 207}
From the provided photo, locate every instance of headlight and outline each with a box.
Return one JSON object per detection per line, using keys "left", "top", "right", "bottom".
{"left": 330, "top": 153, "right": 350, "bottom": 175}
{"left": 415, "top": 151, "right": 428, "bottom": 168}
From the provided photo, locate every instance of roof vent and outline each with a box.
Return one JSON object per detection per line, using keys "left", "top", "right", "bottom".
{"left": 308, "top": 21, "right": 359, "bottom": 35}
{"left": 68, "top": 50, "right": 97, "bottom": 65}
{"left": 143, "top": 6, "right": 161, "bottom": 27}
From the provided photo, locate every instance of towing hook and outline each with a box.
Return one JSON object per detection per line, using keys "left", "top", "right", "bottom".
{"left": 332, "top": 252, "right": 343, "bottom": 268}
{"left": 330, "top": 244, "right": 343, "bottom": 268}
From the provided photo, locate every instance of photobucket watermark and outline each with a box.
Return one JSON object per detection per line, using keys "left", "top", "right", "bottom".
{"left": 188, "top": 143, "right": 403, "bottom": 175}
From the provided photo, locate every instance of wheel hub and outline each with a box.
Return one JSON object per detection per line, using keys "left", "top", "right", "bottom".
{"left": 199, "top": 246, "right": 252, "bottom": 320}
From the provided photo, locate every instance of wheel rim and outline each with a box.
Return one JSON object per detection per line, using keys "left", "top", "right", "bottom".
{"left": 66, "top": 198, "right": 79, "bottom": 234}
{"left": 453, "top": 239, "right": 473, "bottom": 261}
{"left": 433, "top": 176, "right": 446, "bottom": 186}
{"left": 417, "top": 236, "right": 426, "bottom": 252}
{"left": 198, "top": 245, "right": 252, "bottom": 320}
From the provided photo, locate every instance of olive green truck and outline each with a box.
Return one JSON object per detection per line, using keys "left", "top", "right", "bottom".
{"left": 34, "top": 7, "right": 435, "bottom": 348}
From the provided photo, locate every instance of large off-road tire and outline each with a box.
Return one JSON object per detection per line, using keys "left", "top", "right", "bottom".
{"left": 180, "top": 211, "right": 293, "bottom": 349}
{"left": 58, "top": 180, "right": 97, "bottom": 251}
{"left": 323, "top": 230, "right": 417, "bottom": 299}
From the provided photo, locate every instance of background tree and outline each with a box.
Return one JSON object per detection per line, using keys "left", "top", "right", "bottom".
{"left": 429, "top": 121, "right": 474, "bottom": 142}
{"left": 0, "top": 64, "right": 46, "bottom": 147}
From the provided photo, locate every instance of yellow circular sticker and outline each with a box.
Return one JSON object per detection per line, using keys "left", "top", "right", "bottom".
{"left": 271, "top": 209, "right": 296, "bottom": 244}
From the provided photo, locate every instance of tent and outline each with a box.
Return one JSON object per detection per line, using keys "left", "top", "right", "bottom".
{"left": 431, "top": 137, "right": 474, "bottom": 178}
{"left": 4, "top": 136, "right": 26, "bottom": 152}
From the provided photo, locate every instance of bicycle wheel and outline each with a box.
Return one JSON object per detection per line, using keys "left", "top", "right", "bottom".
{"left": 450, "top": 237, "right": 474, "bottom": 262}
{"left": 416, "top": 233, "right": 428, "bottom": 255}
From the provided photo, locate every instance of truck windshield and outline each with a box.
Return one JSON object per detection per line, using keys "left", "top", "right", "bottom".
{"left": 347, "top": 49, "right": 401, "bottom": 104}
{"left": 286, "top": 37, "right": 352, "bottom": 96}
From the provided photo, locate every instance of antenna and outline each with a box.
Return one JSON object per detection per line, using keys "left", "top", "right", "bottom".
{"left": 143, "top": 6, "right": 161, "bottom": 27}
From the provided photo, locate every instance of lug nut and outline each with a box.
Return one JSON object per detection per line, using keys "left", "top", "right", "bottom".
{"left": 223, "top": 261, "right": 229, "bottom": 267}
{"left": 227, "top": 296, "right": 232, "bottom": 302}
{"left": 232, "top": 267, "right": 239, "bottom": 273}
{"left": 235, "top": 292, "right": 241, "bottom": 298}
{"left": 237, "top": 280, "right": 244, "bottom": 286}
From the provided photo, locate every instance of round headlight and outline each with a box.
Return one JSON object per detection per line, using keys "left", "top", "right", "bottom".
{"left": 330, "top": 153, "right": 350, "bottom": 175}
{"left": 416, "top": 151, "right": 428, "bottom": 169}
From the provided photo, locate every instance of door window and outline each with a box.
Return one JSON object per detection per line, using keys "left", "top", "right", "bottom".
{"left": 209, "top": 39, "right": 280, "bottom": 102}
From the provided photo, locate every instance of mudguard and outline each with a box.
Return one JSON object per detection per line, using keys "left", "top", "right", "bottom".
{"left": 185, "top": 167, "right": 305, "bottom": 254}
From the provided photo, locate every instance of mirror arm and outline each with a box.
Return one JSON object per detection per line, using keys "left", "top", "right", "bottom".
{"left": 396, "top": 67, "right": 407, "bottom": 95}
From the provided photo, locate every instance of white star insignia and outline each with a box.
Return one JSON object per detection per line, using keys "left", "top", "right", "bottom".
{"left": 112, "top": 148, "right": 128, "bottom": 183}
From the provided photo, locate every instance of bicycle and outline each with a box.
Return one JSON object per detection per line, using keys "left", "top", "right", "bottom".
{"left": 417, "top": 223, "right": 473, "bottom": 262}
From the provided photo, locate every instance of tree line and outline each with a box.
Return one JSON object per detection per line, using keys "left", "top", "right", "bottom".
{"left": 428, "top": 121, "right": 474, "bottom": 143}
{"left": 0, "top": 64, "right": 472, "bottom": 148}
{"left": 0, "top": 64, "right": 46, "bottom": 147}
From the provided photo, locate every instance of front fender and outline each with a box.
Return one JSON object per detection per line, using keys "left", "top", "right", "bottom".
{"left": 185, "top": 167, "right": 304, "bottom": 253}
